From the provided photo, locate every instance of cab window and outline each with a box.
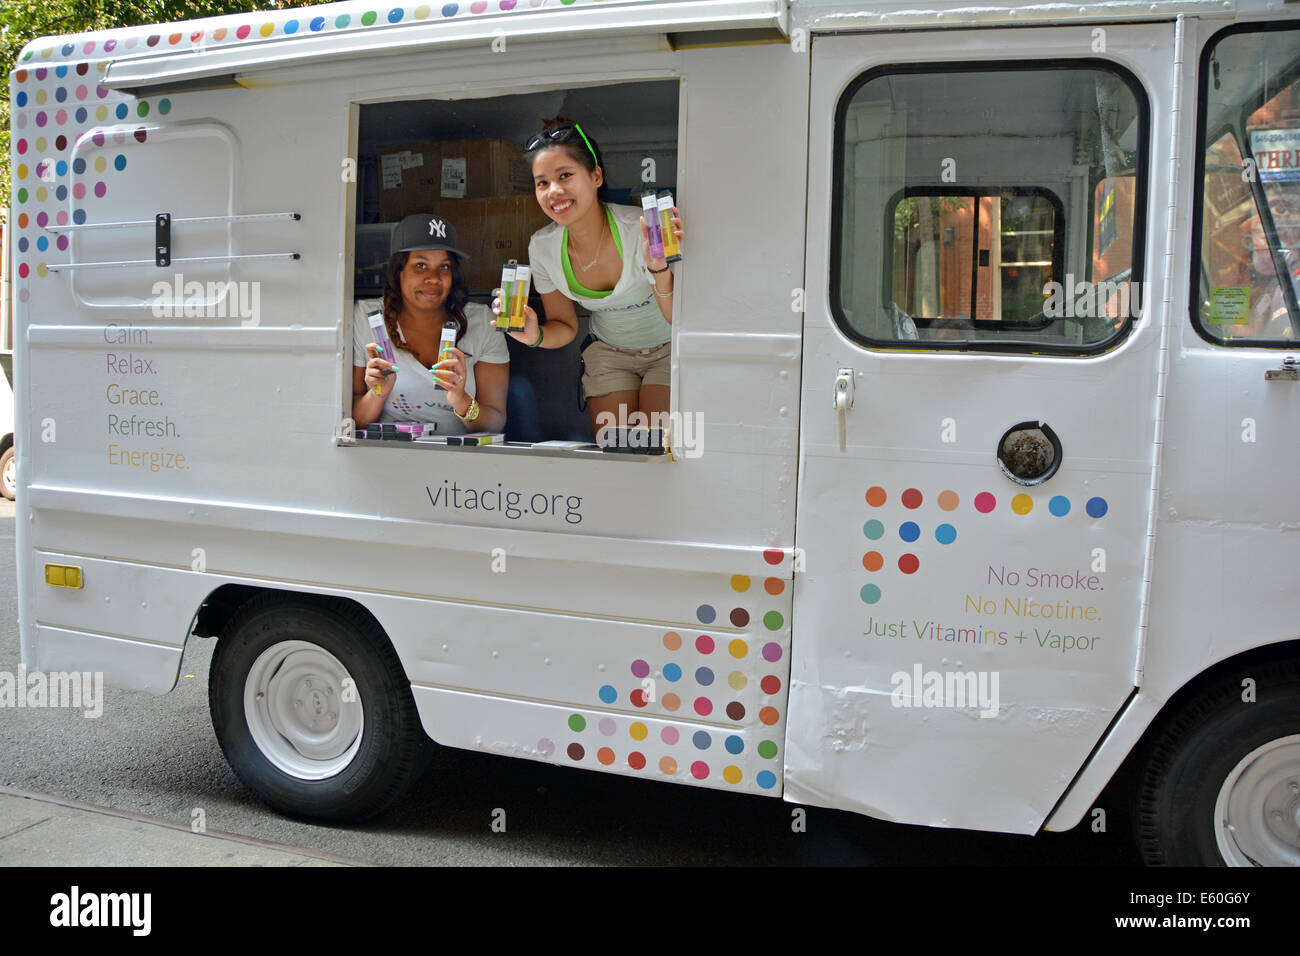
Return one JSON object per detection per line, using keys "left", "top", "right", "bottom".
{"left": 1194, "top": 24, "right": 1300, "bottom": 344}
{"left": 832, "top": 64, "right": 1149, "bottom": 352}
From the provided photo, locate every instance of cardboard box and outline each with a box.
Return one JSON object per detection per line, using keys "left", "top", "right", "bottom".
{"left": 377, "top": 139, "right": 533, "bottom": 220}
{"left": 450, "top": 196, "right": 553, "bottom": 292}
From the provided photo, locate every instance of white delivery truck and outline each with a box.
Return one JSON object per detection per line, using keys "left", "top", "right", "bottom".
{"left": 9, "top": 0, "right": 1300, "bottom": 866}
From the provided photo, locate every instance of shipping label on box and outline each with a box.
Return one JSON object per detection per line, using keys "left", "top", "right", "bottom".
{"left": 441, "top": 157, "right": 467, "bottom": 199}
{"left": 380, "top": 152, "right": 406, "bottom": 189}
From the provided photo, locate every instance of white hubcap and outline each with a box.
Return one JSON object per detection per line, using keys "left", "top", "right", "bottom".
{"left": 244, "top": 640, "right": 363, "bottom": 780}
{"left": 2, "top": 456, "right": 15, "bottom": 497}
{"left": 1214, "top": 734, "right": 1300, "bottom": 866}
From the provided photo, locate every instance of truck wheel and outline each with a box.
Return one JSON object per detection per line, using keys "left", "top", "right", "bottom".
{"left": 209, "top": 596, "right": 431, "bottom": 822}
{"left": 1133, "top": 660, "right": 1300, "bottom": 865}
{"left": 1, "top": 447, "right": 15, "bottom": 501}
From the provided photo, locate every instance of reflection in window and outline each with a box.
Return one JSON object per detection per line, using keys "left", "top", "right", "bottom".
{"left": 889, "top": 189, "right": 1063, "bottom": 332}
{"left": 833, "top": 65, "right": 1147, "bottom": 351}
{"left": 1196, "top": 25, "right": 1300, "bottom": 343}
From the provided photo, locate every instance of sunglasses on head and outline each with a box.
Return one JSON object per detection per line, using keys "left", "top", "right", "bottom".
{"left": 525, "top": 123, "right": 599, "bottom": 167}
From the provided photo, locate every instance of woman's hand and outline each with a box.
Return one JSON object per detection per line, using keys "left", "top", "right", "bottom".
{"left": 362, "top": 342, "right": 398, "bottom": 394}
{"left": 493, "top": 286, "right": 543, "bottom": 348}
{"left": 640, "top": 205, "right": 683, "bottom": 269}
{"left": 430, "top": 345, "right": 469, "bottom": 404}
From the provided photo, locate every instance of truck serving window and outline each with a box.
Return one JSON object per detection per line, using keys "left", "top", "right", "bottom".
{"left": 347, "top": 81, "right": 680, "bottom": 452}
{"left": 831, "top": 63, "right": 1149, "bottom": 353}
{"left": 1193, "top": 24, "right": 1300, "bottom": 344}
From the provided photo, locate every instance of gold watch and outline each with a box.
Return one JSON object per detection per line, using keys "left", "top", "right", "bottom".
{"left": 456, "top": 396, "right": 480, "bottom": 423}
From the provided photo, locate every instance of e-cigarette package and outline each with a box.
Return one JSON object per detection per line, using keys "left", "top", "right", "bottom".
{"left": 657, "top": 191, "right": 681, "bottom": 262}
{"left": 641, "top": 192, "right": 664, "bottom": 260}
{"left": 367, "top": 310, "right": 398, "bottom": 396}
{"left": 498, "top": 259, "right": 529, "bottom": 332}
{"left": 432, "top": 320, "right": 458, "bottom": 390}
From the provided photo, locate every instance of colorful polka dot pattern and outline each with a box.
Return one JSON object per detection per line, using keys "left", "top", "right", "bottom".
{"left": 18, "top": 2, "right": 597, "bottom": 66}
{"left": 8, "top": 0, "right": 603, "bottom": 294}
{"left": 9, "top": 54, "right": 163, "bottom": 292}
{"left": 540, "top": 559, "right": 789, "bottom": 795}
{"left": 861, "top": 485, "right": 1108, "bottom": 604}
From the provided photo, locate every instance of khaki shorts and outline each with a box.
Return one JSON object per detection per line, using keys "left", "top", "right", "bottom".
{"left": 581, "top": 339, "right": 671, "bottom": 398}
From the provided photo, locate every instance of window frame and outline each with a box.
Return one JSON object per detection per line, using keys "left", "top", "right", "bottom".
{"left": 339, "top": 79, "right": 685, "bottom": 458}
{"left": 882, "top": 184, "right": 1066, "bottom": 332}
{"left": 1190, "top": 20, "right": 1300, "bottom": 346}
{"left": 829, "top": 59, "right": 1151, "bottom": 356}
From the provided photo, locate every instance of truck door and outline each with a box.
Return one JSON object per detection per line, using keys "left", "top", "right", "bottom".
{"left": 787, "top": 23, "right": 1174, "bottom": 833}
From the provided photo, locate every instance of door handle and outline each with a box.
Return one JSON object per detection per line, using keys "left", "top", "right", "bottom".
{"left": 834, "top": 368, "right": 855, "bottom": 410}
{"left": 834, "top": 368, "right": 854, "bottom": 452}
{"left": 1264, "top": 357, "right": 1300, "bottom": 381}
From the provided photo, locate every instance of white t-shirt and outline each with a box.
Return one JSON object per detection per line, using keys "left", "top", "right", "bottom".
{"left": 352, "top": 299, "right": 508, "bottom": 434}
{"left": 528, "top": 202, "right": 672, "bottom": 350}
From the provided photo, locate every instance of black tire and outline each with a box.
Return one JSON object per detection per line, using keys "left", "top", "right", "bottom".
{"left": 1132, "top": 658, "right": 1300, "bottom": 866}
{"left": 0, "top": 446, "right": 15, "bottom": 501}
{"left": 209, "top": 595, "right": 432, "bottom": 822}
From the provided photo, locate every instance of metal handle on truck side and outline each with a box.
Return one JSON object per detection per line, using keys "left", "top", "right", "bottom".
{"left": 835, "top": 368, "right": 854, "bottom": 451}
{"left": 43, "top": 210, "right": 302, "bottom": 272}
{"left": 1264, "top": 356, "right": 1300, "bottom": 381}
{"left": 834, "top": 368, "right": 854, "bottom": 411}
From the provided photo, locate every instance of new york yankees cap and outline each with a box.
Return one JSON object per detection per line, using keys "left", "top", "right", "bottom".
{"left": 392, "top": 212, "right": 469, "bottom": 260}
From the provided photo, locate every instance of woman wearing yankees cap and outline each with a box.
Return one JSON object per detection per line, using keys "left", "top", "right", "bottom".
{"left": 352, "top": 212, "right": 509, "bottom": 434}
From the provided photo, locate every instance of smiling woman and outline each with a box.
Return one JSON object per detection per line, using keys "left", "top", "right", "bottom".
{"left": 351, "top": 212, "right": 509, "bottom": 435}
{"left": 492, "top": 120, "right": 684, "bottom": 437}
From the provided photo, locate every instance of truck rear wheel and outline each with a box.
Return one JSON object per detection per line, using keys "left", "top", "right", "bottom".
{"left": 1133, "top": 660, "right": 1300, "bottom": 866}
{"left": 209, "top": 596, "right": 431, "bottom": 822}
